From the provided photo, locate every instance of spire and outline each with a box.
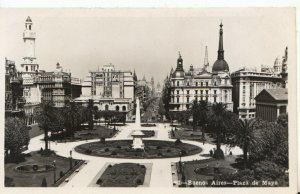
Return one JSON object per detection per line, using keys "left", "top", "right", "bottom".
{"left": 204, "top": 46, "right": 209, "bottom": 67}
{"left": 133, "top": 68, "right": 137, "bottom": 81}
{"left": 176, "top": 51, "right": 183, "bottom": 71}
{"left": 217, "top": 22, "right": 224, "bottom": 60}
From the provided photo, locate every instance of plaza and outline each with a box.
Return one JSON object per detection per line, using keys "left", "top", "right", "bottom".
{"left": 21, "top": 123, "right": 242, "bottom": 187}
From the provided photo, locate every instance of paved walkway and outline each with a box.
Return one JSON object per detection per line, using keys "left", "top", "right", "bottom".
{"left": 26, "top": 123, "right": 242, "bottom": 187}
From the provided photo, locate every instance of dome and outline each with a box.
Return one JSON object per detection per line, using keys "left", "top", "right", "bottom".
{"left": 172, "top": 70, "right": 185, "bottom": 78}
{"left": 212, "top": 59, "right": 229, "bottom": 72}
{"left": 274, "top": 57, "right": 282, "bottom": 66}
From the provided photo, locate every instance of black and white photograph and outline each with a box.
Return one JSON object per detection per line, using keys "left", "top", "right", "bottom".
{"left": 0, "top": 5, "right": 298, "bottom": 194}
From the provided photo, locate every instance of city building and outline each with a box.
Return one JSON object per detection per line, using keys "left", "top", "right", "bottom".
{"left": 135, "top": 75, "right": 151, "bottom": 106}
{"left": 255, "top": 88, "right": 288, "bottom": 122}
{"left": 75, "top": 64, "right": 135, "bottom": 120}
{"left": 19, "top": 17, "right": 82, "bottom": 125}
{"left": 169, "top": 23, "right": 233, "bottom": 112}
{"left": 5, "top": 58, "right": 25, "bottom": 117}
{"left": 231, "top": 47, "right": 288, "bottom": 119}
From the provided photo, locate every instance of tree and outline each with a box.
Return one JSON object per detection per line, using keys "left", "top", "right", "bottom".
{"left": 277, "top": 113, "right": 288, "bottom": 129}
{"left": 229, "top": 118, "right": 261, "bottom": 168}
{"left": 209, "top": 102, "right": 227, "bottom": 159}
{"left": 87, "top": 99, "right": 94, "bottom": 130}
{"left": 34, "top": 101, "right": 57, "bottom": 150}
{"left": 250, "top": 121, "right": 288, "bottom": 168}
{"left": 41, "top": 177, "right": 47, "bottom": 187}
{"left": 161, "top": 76, "right": 171, "bottom": 118}
{"left": 157, "top": 98, "right": 166, "bottom": 118}
{"left": 63, "top": 102, "right": 83, "bottom": 136}
{"left": 5, "top": 117, "right": 30, "bottom": 157}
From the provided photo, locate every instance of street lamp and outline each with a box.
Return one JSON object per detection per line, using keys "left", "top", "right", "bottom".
{"left": 69, "top": 150, "right": 73, "bottom": 169}
{"left": 53, "top": 160, "right": 56, "bottom": 184}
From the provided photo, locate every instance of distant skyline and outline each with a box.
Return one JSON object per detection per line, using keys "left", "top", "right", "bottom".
{"left": 0, "top": 8, "right": 296, "bottom": 83}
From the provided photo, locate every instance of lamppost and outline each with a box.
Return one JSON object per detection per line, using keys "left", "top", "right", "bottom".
{"left": 179, "top": 151, "right": 182, "bottom": 173}
{"left": 69, "top": 150, "right": 73, "bottom": 169}
{"left": 202, "top": 123, "right": 207, "bottom": 140}
{"left": 53, "top": 160, "right": 56, "bottom": 184}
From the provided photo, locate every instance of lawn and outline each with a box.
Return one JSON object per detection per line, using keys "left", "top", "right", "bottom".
{"left": 5, "top": 151, "right": 84, "bottom": 187}
{"left": 75, "top": 139, "right": 202, "bottom": 159}
{"left": 50, "top": 125, "right": 118, "bottom": 142}
{"left": 96, "top": 163, "right": 146, "bottom": 187}
{"left": 174, "top": 156, "right": 238, "bottom": 187}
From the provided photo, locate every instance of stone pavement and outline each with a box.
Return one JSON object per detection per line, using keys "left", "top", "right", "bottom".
{"left": 26, "top": 123, "right": 242, "bottom": 187}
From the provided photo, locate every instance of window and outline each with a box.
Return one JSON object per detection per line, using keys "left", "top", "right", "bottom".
{"left": 206, "top": 90, "right": 209, "bottom": 94}
{"left": 122, "top": 106, "right": 126, "bottom": 111}
{"left": 116, "top": 106, "right": 119, "bottom": 111}
{"left": 177, "top": 90, "right": 179, "bottom": 94}
{"left": 186, "top": 104, "right": 190, "bottom": 109}
{"left": 195, "top": 90, "right": 198, "bottom": 94}
{"left": 187, "top": 97, "right": 189, "bottom": 103}
{"left": 201, "top": 82, "right": 203, "bottom": 86}
{"left": 26, "top": 66, "right": 28, "bottom": 72}
{"left": 187, "top": 82, "right": 190, "bottom": 86}
{"left": 196, "top": 82, "right": 198, "bottom": 86}
{"left": 187, "top": 90, "right": 189, "bottom": 94}
{"left": 206, "top": 82, "right": 208, "bottom": 86}
{"left": 214, "top": 90, "right": 217, "bottom": 94}
{"left": 200, "top": 90, "right": 203, "bottom": 95}
{"left": 105, "top": 104, "right": 109, "bottom": 111}
{"left": 214, "top": 97, "right": 217, "bottom": 103}
{"left": 177, "top": 97, "right": 179, "bottom": 103}
{"left": 177, "top": 81, "right": 179, "bottom": 86}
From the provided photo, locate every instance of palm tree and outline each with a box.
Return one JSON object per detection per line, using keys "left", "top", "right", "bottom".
{"left": 230, "top": 118, "right": 260, "bottom": 168}
{"left": 64, "top": 102, "right": 83, "bottom": 136}
{"left": 34, "top": 101, "right": 56, "bottom": 150}
{"left": 191, "top": 100, "right": 199, "bottom": 130}
{"left": 198, "top": 100, "right": 208, "bottom": 139}
{"left": 210, "top": 102, "right": 227, "bottom": 159}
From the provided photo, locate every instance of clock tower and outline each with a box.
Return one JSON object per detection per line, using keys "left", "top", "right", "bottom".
{"left": 21, "top": 16, "right": 39, "bottom": 75}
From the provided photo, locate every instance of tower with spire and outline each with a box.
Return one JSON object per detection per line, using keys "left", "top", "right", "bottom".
{"left": 212, "top": 22, "right": 229, "bottom": 74}
{"left": 203, "top": 46, "right": 209, "bottom": 70}
{"left": 21, "top": 16, "right": 39, "bottom": 75}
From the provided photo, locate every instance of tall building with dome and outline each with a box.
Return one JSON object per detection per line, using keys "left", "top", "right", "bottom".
{"left": 169, "top": 23, "right": 233, "bottom": 112}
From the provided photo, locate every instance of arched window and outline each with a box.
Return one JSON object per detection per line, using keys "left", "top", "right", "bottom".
{"left": 116, "top": 106, "right": 119, "bottom": 111}
{"left": 105, "top": 104, "right": 109, "bottom": 111}
{"left": 122, "top": 106, "right": 126, "bottom": 111}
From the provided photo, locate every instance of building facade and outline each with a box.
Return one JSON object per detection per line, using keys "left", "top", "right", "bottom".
{"left": 255, "top": 88, "right": 288, "bottom": 122}
{"left": 169, "top": 23, "right": 233, "bottom": 112}
{"left": 5, "top": 58, "right": 26, "bottom": 117}
{"left": 19, "top": 17, "right": 82, "bottom": 125}
{"left": 231, "top": 47, "right": 288, "bottom": 119}
{"left": 75, "top": 64, "right": 135, "bottom": 120}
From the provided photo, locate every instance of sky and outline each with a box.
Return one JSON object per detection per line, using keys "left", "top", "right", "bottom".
{"left": 0, "top": 8, "right": 296, "bottom": 84}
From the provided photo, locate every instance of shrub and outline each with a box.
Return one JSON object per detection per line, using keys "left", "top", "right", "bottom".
{"left": 117, "top": 145, "right": 121, "bottom": 149}
{"left": 104, "top": 148, "right": 109, "bottom": 152}
{"left": 136, "top": 179, "right": 143, "bottom": 185}
{"left": 108, "top": 164, "right": 112, "bottom": 168}
{"left": 85, "top": 149, "right": 92, "bottom": 154}
{"left": 111, "top": 151, "right": 117, "bottom": 155}
{"left": 141, "top": 165, "right": 146, "bottom": 169}
{"left": 96, "top": 179, "right": 103, "bottom": 185}
{"left": 32, "top": 165, "right": 38, "bottom": 171}
{"left": 156, "top": 146, "right": 162, "bottom": 149}
{"left": 175, "top": 139, "right": 182, "bottom": 145}
{"left": 41, "top": 177, "right": 47, "bottom": 187}
{"left": 101, "top": 137, "right": 106, "bottom": 143}
{"left": 167, "top": 149, "right": 171, "bottom": 152}
{"left": 60, "top": 171, "right": 64, "bottom": 178}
